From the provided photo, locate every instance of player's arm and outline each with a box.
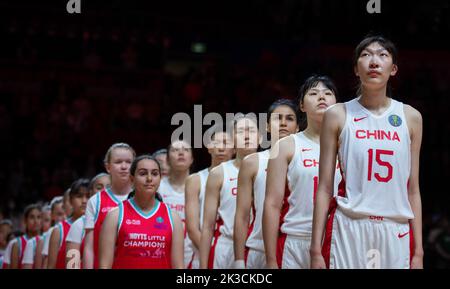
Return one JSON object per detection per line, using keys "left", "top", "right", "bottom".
{"left": 34, "top": 238, "right": 44, "bottom": 269}
{"left": 83, "top": 195, "right": 96, "bottom": 269}
{"left": 310, "top": 104, "right": 344, "bottom": 269}
{"left": 10, "top": 242, "right": 19, "bottom": 269}
{"left": 47, "top": 226, "right": 61, "bottom": 269}
{"left": 405, "top": 104, "right": 424, "bottom": 269}
{"left": 233, "top": 153, "right": 258, "bottom": 268}
{"left": 98, "top": 208, "right": 119, "bottom": 269}
{"left": 170, "top": 211, "right": 185, "bottom": 269}
{"left": 199, "top": 165, "right": 223, "bottom": 269}
{"left": 263, "top": 137, "right": 293, "bottom": 269}
{"left": 185, "top": 173, "right": 202, "bottom": 250}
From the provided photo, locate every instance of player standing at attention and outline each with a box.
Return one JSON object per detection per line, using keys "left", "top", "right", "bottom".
{"left": 310, "top": 35, "right": 423, "bottom": 269}
{"left": 263, "top": 76, "right": 340, "bottom": 269}
{"left": 47, "top": 179, "right": 89, "bottom": 269}
{"left": 65, "top": 173, "right": 110, "bottom": 269}
{"left": 200, "top": 115, "right": 260, "bottom": 269}
{"left": 83, "top": 143, "right": 135, "bottom": 269}
{"left": 234, "top": 99, "right": 300, "bottom": 269}
{"left": 153, "top": 149, "right": 170, "bottom": 177}
{"left": 99, "top": 155, "right": 184, "bottom": 269}
{"left": 185, "top": 130, "right": 234, "bottom": 268}
{"left": 158, "top": 139, "right": 194, "bottom": 268}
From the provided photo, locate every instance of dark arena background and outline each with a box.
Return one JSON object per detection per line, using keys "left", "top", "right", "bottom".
{"left": 0, "top": 0, "right": 449, "bottom": 269}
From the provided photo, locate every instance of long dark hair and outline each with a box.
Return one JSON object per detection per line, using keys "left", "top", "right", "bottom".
{"left": 128, "top": 154, "right": 163, "bottom": 202}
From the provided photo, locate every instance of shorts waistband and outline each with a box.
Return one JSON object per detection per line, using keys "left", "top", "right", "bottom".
{"left": 337, "top": 207, "right": 410, "bottom": 224}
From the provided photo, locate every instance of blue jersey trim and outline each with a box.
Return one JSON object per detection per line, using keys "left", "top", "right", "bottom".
{"left": 129, "top": 197, "right": 160, "bottom": 219}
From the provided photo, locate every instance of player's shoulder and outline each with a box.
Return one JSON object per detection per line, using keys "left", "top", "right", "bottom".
{"left": 325, "top": 103, "right": 346, "bottom": 117}
{"left": 242, "top": 152, "right": 259, "bottom": 165}
{"left": 208, "top": 162, "right": 225, "bottom": 181}
{"left": 403, "top": 104, "right": 422, "bottom": 122}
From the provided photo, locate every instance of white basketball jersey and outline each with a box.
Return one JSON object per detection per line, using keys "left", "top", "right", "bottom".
{"left": 281, "top": 132, "right": 341, "bottom": 236}
{"left": 337, "top": 98, "right": 413, "bottom": 219}
{"left": 217, "top": 160, "right": 239, "bottom": 239}
{"left": 197, "top": 168, "right": 209, "bottom": 228}
{"left": 246, "top": 150, "right": 270, "bottom": 252}
{"left": 159, "top": 177, "right": 186, "bottom": 220}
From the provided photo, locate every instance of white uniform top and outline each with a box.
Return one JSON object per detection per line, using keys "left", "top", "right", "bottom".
{"left": 281, "top": 132, "right": 341, "bottom": 237}
{"left": 85, "top": 190, "right": 129, "bottom": 230}
{"left": 66, "top": 216, "right": 85, "bottom": 244}
{"left": 337, "top": 98, "right": 413, "bottom": 220}
{"left": 42, "top": 226, "right": 55, "bottom": 256}
{"left": 197, "top": 168, "right": 209, "bottom": 228}
{"left": 3, "top": 238, "right": 17, "bottom": 264}
{"left": 22, "top": 235, "right": 41, "bottom": 265}
{"left": 246, "top": 150, "right": 270, "bottom": 252}
{"left": 216, "top": 160, "right": 239, "bottom": 239}
{"left": 159, "top": 177, "right": 186, "bottom": 220}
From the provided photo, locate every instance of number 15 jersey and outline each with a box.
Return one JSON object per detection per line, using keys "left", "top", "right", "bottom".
{"left": 337, "top": 98, "right": 413, "bottom": 220}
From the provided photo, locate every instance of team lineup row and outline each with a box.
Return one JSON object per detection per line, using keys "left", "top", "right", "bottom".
{"left": 0, "top": 35, "right": 423, "bottom": 269}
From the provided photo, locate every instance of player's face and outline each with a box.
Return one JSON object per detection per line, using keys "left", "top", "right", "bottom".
{"left": 91, "top": 175, "right": 111, "bottom": 195}
{"left": 131, "top": 159, "right": 161, "bottom": 197}
{"left": 168, "top": 140, "right": 193, "bottom": 171}
{"left": 268, "top": 105, "right": 299, "bottom": 141}
{"left": 106, "top": 148, "right": 134, "bottom": 183}
{"left": 355, "top": 42, "right": 398, "bottom": 89}
{"left": 51, "top": 203, "right": 66, "bottom": 224}
{"left": 26, "top": 209, "right": 42, "bottom": 235}
{"left": 52, "top": 203, "right": 66, "bottom": 224}
{"left": 207, "top": 132, "right": 235, "bottom": 163}
{"left": 155, "top": 154, "right": 169, "bottom": 177}
{"left": 301, "top": 82, "right": 336, "bottom": 117}
{"left": 64, "top": 196, "right": 73, "bottom": 216}
{"left": 234, "top": 118, "right": 259, "bottom": 153}
{"left": 71, "top": 187, "right": 89, "bottom": 217}
{"left": 41, "top": 210, "right": 52, "bottom": 233}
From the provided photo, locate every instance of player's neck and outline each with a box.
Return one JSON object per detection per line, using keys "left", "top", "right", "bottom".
{"left": 359, "top": 85, "right": 390, "bottom": 112}
{"left": 303, "top": 120, "right": 321, "bottom": 144}
{"left": 133, "top": 193, "right": 156, "bottom": 213}
{"left": 210, "top": 158, "right": 224, "bottom": 168}
{"left": 110, "top": 181, "right": 132, "bottom": 196}
{"left": 168, "top": 170, "right": 189, "bottom": 187}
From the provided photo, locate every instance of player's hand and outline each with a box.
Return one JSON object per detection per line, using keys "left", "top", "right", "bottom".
{"left": 310, "top": 253, "right": 327, "bottom": 269}
{"left": 410, "top": 254, "right": 423, "bottom": 269}
{"left": 232, "top": 260, "right": 246, "bottom": 269}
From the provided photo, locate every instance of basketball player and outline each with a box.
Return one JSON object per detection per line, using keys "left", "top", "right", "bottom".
{"left": 153, "top": 148, "right": 170, "bottom": 177}
{"left": 199, "top": 115, "right": 260, "bottom": 269}
{"left": 99, "top": 155, "right": 184, "bottom": 269}
{"left": 234, "top": 99, "right": 300, "bottom": 269}
{"left": 158, "top": 139, "right": 194, "bottom": 268}
{"left": 310, "top": 35, "right": 423, "bottom": 269}
{"left": 65, "top": 173, "right": 110, "bottom": 269}
{"left": 263, "top": 76, "right": 340, "bottom": 269}
{"left": 47, "top": 179, "right": 89, "bottom": 269}
{"left": 185, "top": 130, "right": 234, "bottom": 268}
{"left": 84, "top": 143, "right": 135, "bottom": 269}
{"left": 9, "top": 204, "right": 42, "bottom": 269}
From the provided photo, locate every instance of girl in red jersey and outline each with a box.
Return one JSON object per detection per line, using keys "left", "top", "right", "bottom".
{"left": 65, "top": 173, "right": 110, "bottom": 269}
{"left": 47, "top": 179, "right": 89, "bottom": 269}
{"left": 99, "top": 155, "right": 184, "bottom": 269}
{"left": 9, "top": 204, "right": 42, "bottom": 269}
{"left": 83, "top": 143, "right": 135, "bottom": 269}
{"left": 310, "top": 35, "right": 423, "bottom": 269}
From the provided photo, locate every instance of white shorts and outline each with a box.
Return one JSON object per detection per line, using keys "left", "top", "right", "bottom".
{"left": 324, "top": 208, "right": 411, "bottom": 269}
{"left": 184, "top": 236, "right": 194, "bottom": 269}
{"left": 210, "top": 235, "right": 234, "bottom": 269}
{"left": 278, "top": 235, "right": 311, "bottom": 269}
{"left": 246, "top": 249, "right": 266, "bottom": 269}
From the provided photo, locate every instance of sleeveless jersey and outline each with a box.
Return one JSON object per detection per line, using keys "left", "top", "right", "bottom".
{"left": 113, "top": 198, "right": 173, "bottom": 269}
{"left": 246, "top": 150, "right": 270, "bottom": 251}
{"left": 216, "top": 160, "right": 239, "bottom": 239}
{"left": 281, "top": 132, "right": 341, "bottom": 236}
{"left": 16, "top": 235, "right": 30, "bottom": 269}
{"left": 93, "top": 187, "right": 128, "bottom": 268}
{"left": 337, "top": 98, "right": 413, "bottom": 219}
{"left": 56, "top": 218, "right": 73, "bottom": 269}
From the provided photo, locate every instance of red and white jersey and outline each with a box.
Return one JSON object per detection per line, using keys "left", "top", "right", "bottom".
{"left": 85, "top": 187, "right": 129, "bottom": 268}
{"left": 197, "top": 168, "right": 209, "bottom": 228}
{"left": 337, "top": 98, "right": 413, "bottom": 220}
{"left": 113, "top": 198, "right": 173, "bottom": 269}
{"left": 216, "top": 160, "right": 239, "bottom": 239}
{"left": 56, "top": 218, "right": 74, "bottom": 269}
{"left": 22, "top": 235, "right": 41, "bottom": 267}
{"left": 246, "top": 150, "right": 270, "bottom": 252}
{"left": 281, "top": 132, "right": 341, "bottom": 237}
